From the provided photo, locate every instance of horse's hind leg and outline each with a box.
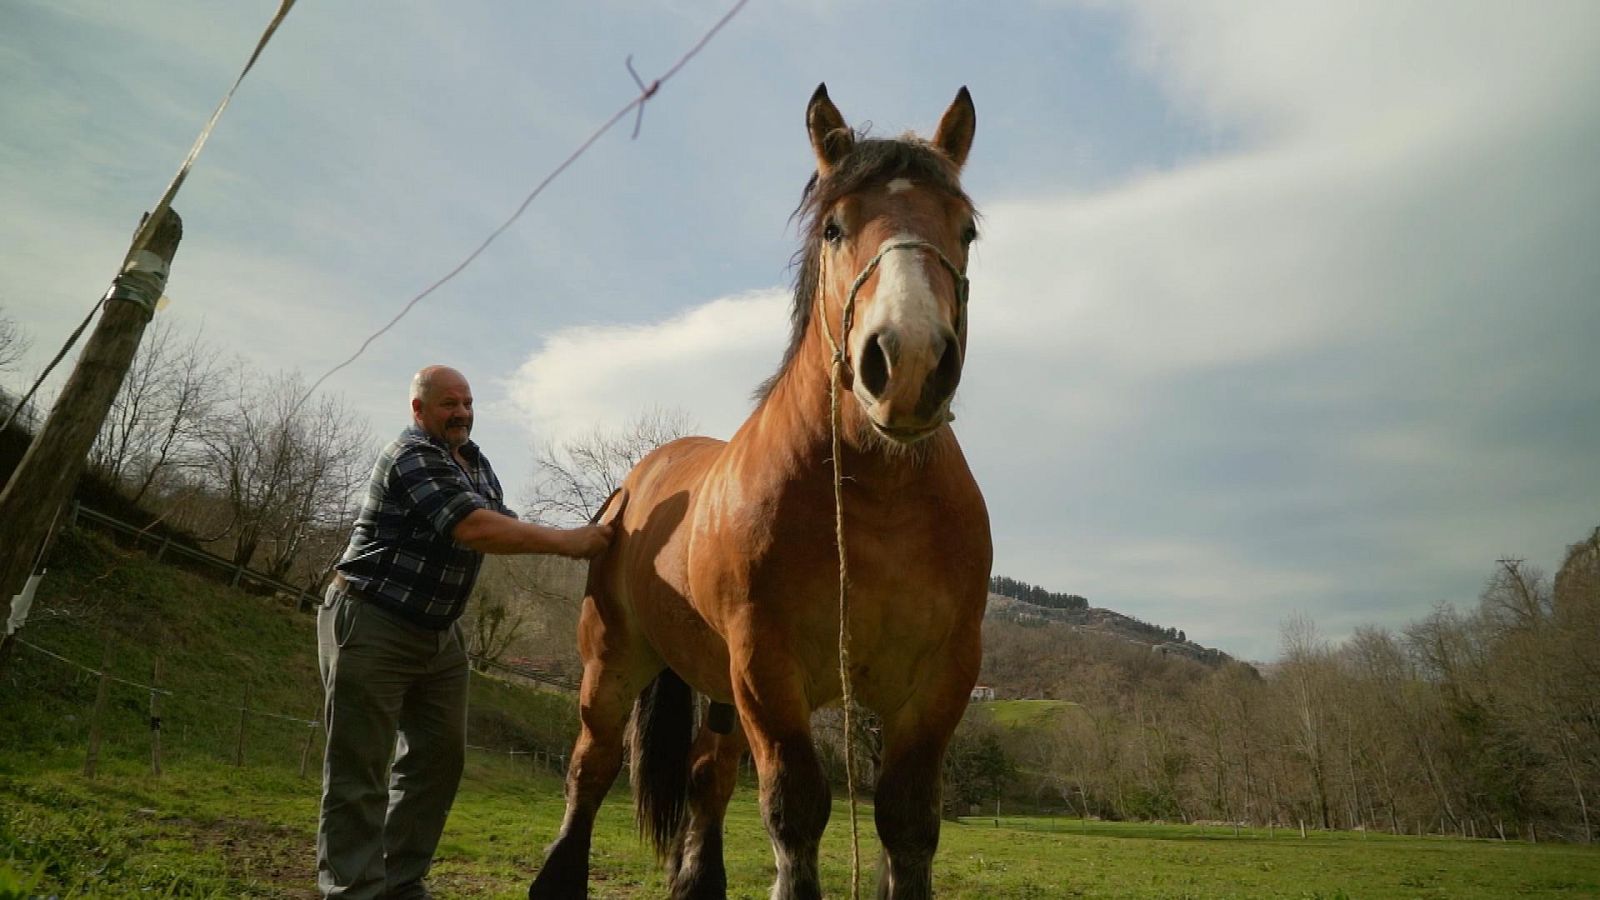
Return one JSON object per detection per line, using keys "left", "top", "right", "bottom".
{"left": 873, "top": 661, "right": 974, "bottom": 900}
{"left": 734, "top": 654, "right": 830, "bottom": 900}
{"left": 528, "top": 656, "right": 641, "bottom": 900}
{"left": 665, "top": 717, "right": 747, "bottom": 899}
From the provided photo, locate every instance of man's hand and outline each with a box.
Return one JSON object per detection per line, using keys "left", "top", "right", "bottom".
{"left": 562, "top": 524, "right": 614, "bottom": 559}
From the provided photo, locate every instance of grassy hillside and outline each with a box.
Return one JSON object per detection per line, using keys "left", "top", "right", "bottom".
{"left": 980, "top": 698, "right": 1079, "bottom": 730}
{"left": 4, "top": 528, "right": 1600, "bottom": 897}
{"left": 0, "top": 528, "right": 577, "bottom": 771}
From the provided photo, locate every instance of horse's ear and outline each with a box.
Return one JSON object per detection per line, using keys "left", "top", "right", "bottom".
{"left": 933, "top": 86, "right": 976, "bottom": 171}
{"left": 807, "top": 83, "right": 853, "bottom": 176}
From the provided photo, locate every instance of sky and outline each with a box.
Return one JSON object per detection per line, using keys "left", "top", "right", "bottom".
{"left": 2, "top": 1, "right": 1597, "bottom": 662}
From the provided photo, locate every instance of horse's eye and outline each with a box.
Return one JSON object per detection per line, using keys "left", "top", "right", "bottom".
{"left": 961, "top": 224, "right": 979, "bottom": 246}
{"left": 823, "top": 219, "right": 843, "bottom": 244}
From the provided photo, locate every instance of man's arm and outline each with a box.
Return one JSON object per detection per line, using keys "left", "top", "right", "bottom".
{"left": 452, "top": 509, "right": 612, "bottom": 558}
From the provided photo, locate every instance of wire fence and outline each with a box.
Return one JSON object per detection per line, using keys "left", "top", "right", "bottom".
{"left": 65, "top": 501, "right": 315, "bottom": 602}
{"left": 9, "top": 632, "right": 578, "bottom": 782}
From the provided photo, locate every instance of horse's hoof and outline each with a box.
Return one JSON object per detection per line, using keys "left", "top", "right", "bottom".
{"left": 528, "top": 866, "right": 586, "bottom": 900}
{"left": 670, "top": 867, "right": 729, "bottom": 900}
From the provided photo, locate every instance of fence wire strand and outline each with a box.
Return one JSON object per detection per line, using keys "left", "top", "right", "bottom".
{"left": 298, "top": 0, "right": 751, "bottom": 410}
{"left": 13, "top": 636, "right": 578, "bottom": 750}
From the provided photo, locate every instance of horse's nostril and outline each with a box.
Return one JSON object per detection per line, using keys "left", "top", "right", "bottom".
{"left": 931, "top": 336, "right": 961, "bottom": 401}
{"left": 860, "top": 333, "right": 891, "bottom": 399}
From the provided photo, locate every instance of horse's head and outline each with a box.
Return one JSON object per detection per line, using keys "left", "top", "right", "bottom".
{"left": 799, "top": 84, "right": 977, "bottom": 446}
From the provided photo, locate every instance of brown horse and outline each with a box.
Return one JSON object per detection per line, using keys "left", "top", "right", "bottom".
{"left": 529, "top": 84, "right": 991, "bottom": 900}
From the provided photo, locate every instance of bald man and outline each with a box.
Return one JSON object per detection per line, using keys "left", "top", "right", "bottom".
{"left": 316, "top": 365, "right": 610, "bottom": 900}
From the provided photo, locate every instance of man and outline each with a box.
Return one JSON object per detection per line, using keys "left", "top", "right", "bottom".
{"left": 317, "top": 365, "right": 611, "bottom": 899}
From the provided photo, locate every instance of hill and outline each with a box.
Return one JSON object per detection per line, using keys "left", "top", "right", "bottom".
{"left": 976, "top": 591, "right": 1242, "bottom": 702}
{"left": 985, "top": 592, "right": 1233, "bottom": 664}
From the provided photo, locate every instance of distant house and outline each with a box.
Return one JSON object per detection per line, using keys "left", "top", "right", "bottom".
{"left": 970, "top": 685, "right": 996, "bottom": 702}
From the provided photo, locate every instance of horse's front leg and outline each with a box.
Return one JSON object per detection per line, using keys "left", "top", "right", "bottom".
{"left": 666, "top": 717, "right": 748, "bottom": 900}
{"left": 873, "top": 647, "right": 976, "bottom": 900}
{"left": 733, "top": 652, "right": 830, "bottom": 900}
{"left": 528, "top": 656, "right": 639, "bottom": 900}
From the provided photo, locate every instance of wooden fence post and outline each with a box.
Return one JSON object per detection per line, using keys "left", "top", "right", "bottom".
{"left": 83, "top": 636, "right": 113, "bottom": 779}
{"left": 234, "top": 684, "right": 251, "bottom": 767}
{"left": 149, "top": 657, "right": 163, "bottom": 777}
{"left": 0, "top": 211, "right": 183, "bottom": 617}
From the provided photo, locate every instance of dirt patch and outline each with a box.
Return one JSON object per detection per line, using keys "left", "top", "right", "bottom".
{"left": 163, "top": 814, "right": 318, "bottom": 898}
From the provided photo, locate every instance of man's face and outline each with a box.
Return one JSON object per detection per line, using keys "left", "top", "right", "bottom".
{"left": 413, "top": 372, "right": 474, "bottom": 449}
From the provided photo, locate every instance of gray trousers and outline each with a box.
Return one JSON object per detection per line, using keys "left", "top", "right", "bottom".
{"left": 317, "top": 586, "right": 469, "bottom": 899}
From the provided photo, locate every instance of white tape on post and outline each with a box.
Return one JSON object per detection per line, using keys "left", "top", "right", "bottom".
{"left": 6, "top": 572, "right": 43, "bottom": 636}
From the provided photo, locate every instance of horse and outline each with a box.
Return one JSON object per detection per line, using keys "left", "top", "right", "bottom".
{"left": 529, "top": 84, "right": 991, "bottom": 900}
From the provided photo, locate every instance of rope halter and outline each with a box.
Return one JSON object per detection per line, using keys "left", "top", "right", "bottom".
{"left": 816, "top": 238, "right": 971, "bottom": 375}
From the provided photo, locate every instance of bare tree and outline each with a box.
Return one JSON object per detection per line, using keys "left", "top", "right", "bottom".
{"left": 0, "top": 305, "right": 28, "bottom": 376}
{"left": 0, "top": 306, "right": 31, "bottom": 427}
{"left": 525, "top": 407, "right": 695, "bottom": 525}
{"left": 90, "top": 321, "right": 223, "bottom": 502}
{"left": 495, "top": 553, "right": 588, "bottom": 676}
{"left": 198, "top": 370, "right": 370, "bottom": 572}
{"left": 466, "top": 584, "right": 527, "bottom": 672}
{"left": 1278, "top": 614, "right": 1336, "bottom": 830}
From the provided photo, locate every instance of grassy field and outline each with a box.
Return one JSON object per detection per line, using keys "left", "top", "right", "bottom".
{"left": 4, "top": 529, "right": 1600, "bottom": 897}
{"left": 5, "top": 756, "right": 1600, "bottom": 898}
{"left": 979, "top": 698, "right": 1079, "bottom": 729}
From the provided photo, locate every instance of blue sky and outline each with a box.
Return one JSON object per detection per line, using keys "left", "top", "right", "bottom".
{"left": 3, "top": 1, "right": 1597, "bottom": 661}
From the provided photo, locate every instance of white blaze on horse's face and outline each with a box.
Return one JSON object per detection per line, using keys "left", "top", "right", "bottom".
{"left": 848, "top": 232, "right": 964, "bottom": 444}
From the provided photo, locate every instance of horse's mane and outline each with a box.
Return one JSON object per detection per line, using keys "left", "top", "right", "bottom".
{"left": 755, "top": 134, "right": 971, "bottom": 403}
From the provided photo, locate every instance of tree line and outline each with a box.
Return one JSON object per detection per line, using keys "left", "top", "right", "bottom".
{"left": 974, "top": 531, "right": 1599, "bottom": 843}
{"left": 988, "top": 574, "right": 1089, "bottom": 611}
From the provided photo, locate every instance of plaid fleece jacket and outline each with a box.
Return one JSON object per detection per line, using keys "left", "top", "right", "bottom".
{"left": 334, "top": 425, "right": 513, "bottom": 629}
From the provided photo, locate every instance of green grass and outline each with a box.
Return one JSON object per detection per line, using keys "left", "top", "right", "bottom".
{"left": 6, "top": 760, "right": 1600, "bottom": 898}
{"left": 4, "top": 529, "right": 1600, "bottom": 897}
{"left": 981, "top": 698, "right": 1079, "bottom": 729}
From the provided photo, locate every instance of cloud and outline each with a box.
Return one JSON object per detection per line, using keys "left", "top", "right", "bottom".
{"left": 505, "top": 288, "right": 791, "bottom": 446}
{"left": 503, "top": 2, "right": 1600, "bottom": 661}
{"left": 956, "top": 1, "right": 1600, "bottom": 657}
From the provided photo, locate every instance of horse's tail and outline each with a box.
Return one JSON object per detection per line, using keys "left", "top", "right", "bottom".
{"left": 629, "top": 667, "right": 694, "bottom": 860}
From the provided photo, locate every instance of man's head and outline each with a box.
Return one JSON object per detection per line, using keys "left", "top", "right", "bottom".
{"left": 411, "top": 365, "right": 473, "bottom": 449}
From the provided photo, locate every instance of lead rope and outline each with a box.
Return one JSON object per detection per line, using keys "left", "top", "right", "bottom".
{"left": 817, "top": 239, "right": 970, "bottom": 900}
{"left": 816, "top": 246, "right": 863, "bottom": 900}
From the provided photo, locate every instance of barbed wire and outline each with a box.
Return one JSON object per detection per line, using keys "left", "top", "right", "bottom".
{"left": 296, "top": 0, "right": 752, "bottom": 411}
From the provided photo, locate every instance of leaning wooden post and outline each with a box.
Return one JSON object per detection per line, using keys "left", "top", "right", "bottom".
{"left": 83, "top": 636, "right": 114, "bottom": 779}
{"left": 149, "top": 658, "right": 164, "bottom": 777}
{"left": 0, "top": 210, "right": 183, "bottom": 620}
{"left": 234, "top": 683, "right": 251, "bottom": 767}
